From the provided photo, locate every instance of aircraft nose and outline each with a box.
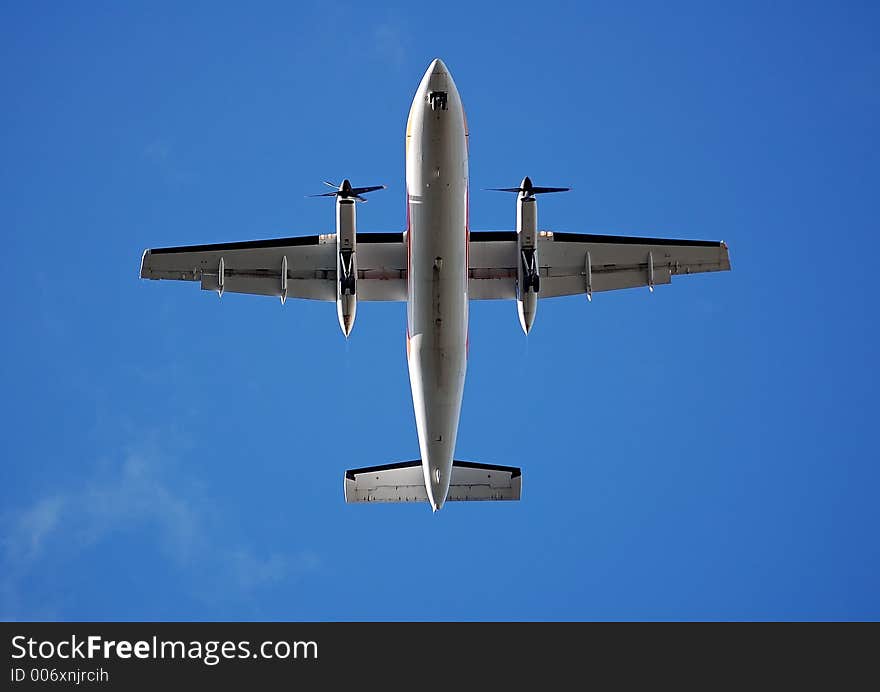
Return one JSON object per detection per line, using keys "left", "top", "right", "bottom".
{"left": 423, "top": 58, "right": 450, "bottom": 89}
{"left": 427, "top": 58, "right": 448, "bottom": 76}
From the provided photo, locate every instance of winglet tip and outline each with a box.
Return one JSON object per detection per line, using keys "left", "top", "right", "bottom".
{"left": 139, "top": 249, "right": 151, "bottom": 279}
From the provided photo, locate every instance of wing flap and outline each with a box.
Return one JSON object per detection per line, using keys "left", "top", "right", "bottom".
{"left": 467, "top": 231, "right": 517, "bottom": 300}
{"left": 198, "top": 272, "right": 336, "bottom": 300}
{"left": 355, "top": 235, "right": 407, "bottom": 300}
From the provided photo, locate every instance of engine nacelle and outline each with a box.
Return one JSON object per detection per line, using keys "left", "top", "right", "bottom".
{"left": 516, "top": 187, "right": 539, "bottom": 334}
{"left": 336, "top": 198, "right": 358, "bottom": 337}
{"left": 491, "top": 175, "right": 567, "bottom": 332}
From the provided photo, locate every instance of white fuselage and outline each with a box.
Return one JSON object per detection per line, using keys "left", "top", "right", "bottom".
{"left": 405, "top": 59, "right": 469, "bottom": 511}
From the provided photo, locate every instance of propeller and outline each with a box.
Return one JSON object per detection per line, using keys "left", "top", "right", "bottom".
{"left": 308, "top": 179, "right": 386, "bottom": 203}
{"left": 485, "top": 176, "right": 570, "bottom": 197}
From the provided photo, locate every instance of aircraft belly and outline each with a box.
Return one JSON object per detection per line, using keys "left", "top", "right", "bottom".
{"left": 405, "top": 71, "right": 468, "bottom": 508}
{"left": 408, "top": 183, "right": 467, "bottom": 503}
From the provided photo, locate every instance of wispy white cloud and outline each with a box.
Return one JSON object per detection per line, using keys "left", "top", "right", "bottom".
{"left": 6, "top": 496, "right": 65, "bottom": 565}
{"left": 227, "top": 549, "right": 321, "bottom": 591}
{"left": 1, "top": 438, "right": 320, "bottom": 619}
{"left": 143, "top": 138, "right": 197, "bottom": 185}
{"left": 373, "top": 19, "right": 410, "bottom": 69}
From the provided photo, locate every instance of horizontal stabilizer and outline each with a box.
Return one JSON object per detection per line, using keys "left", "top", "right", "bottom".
{"left": 344, "top": 461, "right": 427, "bottom": 503}
{"left": 445, "top": 461, "right": 522, "bottom": 501}
{"left": 344, "top": 460, "right": 522, "bottom": 504}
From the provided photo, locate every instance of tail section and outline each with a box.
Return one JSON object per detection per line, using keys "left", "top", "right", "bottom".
{"left": 344, "top": 460, "right": 521, "bottom": 504}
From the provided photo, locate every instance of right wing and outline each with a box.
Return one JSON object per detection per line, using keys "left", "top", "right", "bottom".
{"left": 140, "top": 232, "right": 407, "bottom": 301}
{"left": 468, "top": 230, "right": 730, "bottom": 299}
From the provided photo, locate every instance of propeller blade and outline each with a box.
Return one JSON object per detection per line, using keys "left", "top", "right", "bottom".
{"left": 531, "top": 186, "right": 571, "bottom": 194}
{"left": 485, "top": 182, "right": 571, "bottom": 195}
{"left": 350, "top": 185, "right": 386, "bottom": 195}
{"left": 308, "top": 181, "right": 385, "bottom": 200}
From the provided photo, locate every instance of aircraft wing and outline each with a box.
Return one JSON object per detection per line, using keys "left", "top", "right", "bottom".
{"left": 140, "top": 232, "right": 407, "bottom": 301}
{"left": 468, "top": 231, "right": 731, "bottom": 300}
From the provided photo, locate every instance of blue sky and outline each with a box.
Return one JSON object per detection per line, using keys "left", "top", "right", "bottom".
{"left": 2, "top": 1, "right": 878, "bottom": 620}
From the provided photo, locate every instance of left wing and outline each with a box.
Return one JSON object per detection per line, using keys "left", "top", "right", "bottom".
{"left": 140, "top": 232, "right": 407, "bottom": 301}
{"left": 468, "top": 230, "right": 730, "bottom": 299}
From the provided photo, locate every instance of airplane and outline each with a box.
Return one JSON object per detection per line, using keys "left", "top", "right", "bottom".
{"left": 140, "top": 58, "right": 731, "bottom": 511}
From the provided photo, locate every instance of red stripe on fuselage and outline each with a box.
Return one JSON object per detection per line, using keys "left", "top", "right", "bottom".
{"left": 406, "top": 184, "right": 412, "bottom": 360}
